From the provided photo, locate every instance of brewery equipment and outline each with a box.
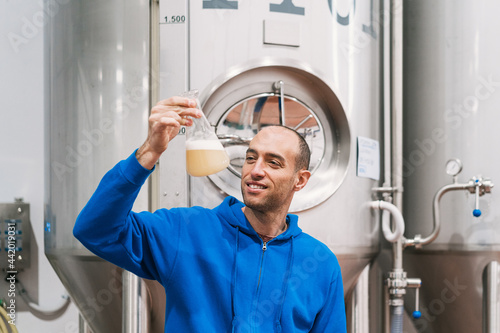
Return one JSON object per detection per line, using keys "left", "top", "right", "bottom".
{"left": 402, "top": 1, "right": 500, "bottom": 332}
{"left": 45, "top": 0, "right": 383, "bottom": 332}
{"left": 44, "top": 1, "right": 151, "bottom": 332}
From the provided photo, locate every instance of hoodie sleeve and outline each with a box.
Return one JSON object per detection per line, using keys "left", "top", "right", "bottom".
{"left": 73, "top": 151, "right": 179, "bottom": 283}
{"left": 310, "top": 266, "right": 347, "bottom": 333}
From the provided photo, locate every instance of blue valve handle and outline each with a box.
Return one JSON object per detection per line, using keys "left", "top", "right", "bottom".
{"left": 474, "top": 181, "right": 482, "bottom": 217}
{"left": 413, "top": 311, "right": 422, "bottom": 319}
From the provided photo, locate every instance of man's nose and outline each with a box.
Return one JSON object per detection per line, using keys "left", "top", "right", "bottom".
{"left": 250, "top": 159, "right": 266, "bottom": 178}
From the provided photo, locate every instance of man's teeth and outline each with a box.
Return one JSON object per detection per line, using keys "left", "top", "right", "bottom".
{"left": 249, "top": 184, "right": 265, "bottom": 189}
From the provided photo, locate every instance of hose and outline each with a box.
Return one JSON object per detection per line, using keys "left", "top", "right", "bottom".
{"left": 390, "top": 305, "right": 404, "bottom": 333}
{"left": 0, "top": 308, "right": 8, "bottom": 333}
{"left": 16, "top": 280, "right": 71, "bottom": 321}
{"left": 0, "top": 306, "right": 18, "bottom": 333}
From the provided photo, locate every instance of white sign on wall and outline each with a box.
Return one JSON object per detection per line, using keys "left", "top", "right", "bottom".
{"left": 357, "top": 136, "right": 380, "bottom": 180}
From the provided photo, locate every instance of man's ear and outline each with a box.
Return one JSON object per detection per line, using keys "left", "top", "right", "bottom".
{"left": 293, "top": 169, "right": 311, "bottom": 192}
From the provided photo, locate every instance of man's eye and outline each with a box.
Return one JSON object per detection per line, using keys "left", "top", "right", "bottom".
{"left": 245, "top": 156, "right": 256, "bottom": 162}
{"left": 269, "top": 160, "right": 281, "bottom": 167}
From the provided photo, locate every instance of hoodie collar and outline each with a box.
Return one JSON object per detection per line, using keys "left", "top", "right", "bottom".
{"left": 217, "top": 196, "right": 303, "bottom": 239}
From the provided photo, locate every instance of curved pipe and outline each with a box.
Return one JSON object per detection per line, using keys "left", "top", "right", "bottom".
{"left": 20, "top": 293, "right": 71, "bottom": 321}
{"left": 415, "top": 182, "right": 474, "bottom": 246}
{"left": 370, "top": 201, "right": 405, "bottom": 243}
{"left": 16, "top": 279, "right": 71, "bottom": 321}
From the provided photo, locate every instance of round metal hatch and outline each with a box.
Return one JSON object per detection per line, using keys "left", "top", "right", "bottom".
{"left": 200, "top": 59, "right": 350, "bottom": 212}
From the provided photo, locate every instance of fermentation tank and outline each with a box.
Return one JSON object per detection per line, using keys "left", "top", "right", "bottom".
{"left": 44, "top": 1, "right": 151, "bottom": 332}
{"left": 403, "top": 1, "right": 500, "bottom": 332}
{"left": 45, "top": 0, "right": 383, "bottom": 332}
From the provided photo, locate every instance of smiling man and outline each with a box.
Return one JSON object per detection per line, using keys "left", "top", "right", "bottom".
{"left": 241, "top": 126, "right": 311, "bottom": 243}
{"left": 74, "top": 97, "right": 347, "bottom": 332}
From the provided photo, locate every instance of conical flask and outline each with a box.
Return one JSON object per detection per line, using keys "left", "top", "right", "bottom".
{"left": 181, "top": 90, "right": 230, "bottom": 177}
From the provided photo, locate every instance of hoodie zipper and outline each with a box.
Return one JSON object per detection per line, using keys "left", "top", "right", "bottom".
{"left": 256, "top": 241, "right": 267, "bottom": 291}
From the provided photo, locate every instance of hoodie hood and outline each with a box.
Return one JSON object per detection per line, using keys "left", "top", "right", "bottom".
{"left": 215, "top": 196, "right": 303, "bottom": 239}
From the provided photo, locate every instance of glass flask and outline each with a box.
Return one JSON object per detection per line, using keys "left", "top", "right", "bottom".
{"left": 181, "top": 89, "right": 230, "bottom": 177}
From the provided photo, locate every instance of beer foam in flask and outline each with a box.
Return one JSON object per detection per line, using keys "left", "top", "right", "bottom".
{"left": 186, "top": 139, "right": 229, "bottom": 177}
{"left": 181, "top": 89, "right": 229, "bottom": 177}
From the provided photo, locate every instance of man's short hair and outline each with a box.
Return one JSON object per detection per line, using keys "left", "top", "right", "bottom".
{"left": 265, "top": 125, "right": 311, "bottom": 171}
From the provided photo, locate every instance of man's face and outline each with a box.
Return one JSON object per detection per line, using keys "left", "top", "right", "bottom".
{"left": 241, "top": 127, "right": 306, "bottom": 213}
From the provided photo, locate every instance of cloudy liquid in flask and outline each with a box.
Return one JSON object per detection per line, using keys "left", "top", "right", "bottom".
{"left": 181, "top": 89, "right": 229, "bottom": 177}
{"left": 186, "top": 140, "right": 229, "bottom": 177}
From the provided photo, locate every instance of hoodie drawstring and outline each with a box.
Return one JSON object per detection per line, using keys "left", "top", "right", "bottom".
{"left": 231, "top": 226, "right": 240, "bottom": 331}
{"left": 231, "top": 229, "right": 295, "bottom": 332}
{"left": 274, "top": 236, "right": 294, "bottom": 331}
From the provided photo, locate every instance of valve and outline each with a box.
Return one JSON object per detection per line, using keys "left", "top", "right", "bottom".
{"left": 406, "top": 278, "right": 422, "bottom": 319}
{"left": 474, "top": 179, "right": 482, "bottom": 217}
{"left": 468, "top": 176, "right": 494, "bottom": 218}
{"left": 445, "top": 159, "right": 494, "bottom": 218}
{"left": 412, "top": 287, "right": 422, "bottom": 319}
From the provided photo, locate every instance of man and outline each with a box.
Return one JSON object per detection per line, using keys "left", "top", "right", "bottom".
{"left": 74, "top": 96, "right": 346, "bottom": 332}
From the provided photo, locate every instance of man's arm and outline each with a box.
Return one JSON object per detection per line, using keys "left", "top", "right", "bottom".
{"left": 73, "top": 96, "right": 201, "bottom": 278}
{"left": 73, "top": 151, "right": 157, "bottom": 278}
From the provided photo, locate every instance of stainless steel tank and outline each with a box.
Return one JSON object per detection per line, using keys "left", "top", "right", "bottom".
{"left": 158, "top": 0, "right": 383, "bottom": 299}
{"left": 44, "top": 1, "right": 152, "bottom": 332}
{"left": 403, "top": 1, "right": 500, "bottom": 332}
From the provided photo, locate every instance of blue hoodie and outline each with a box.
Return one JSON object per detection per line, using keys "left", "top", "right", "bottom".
{"left": 74, "top": 151, "right": 346, "bottom": 332}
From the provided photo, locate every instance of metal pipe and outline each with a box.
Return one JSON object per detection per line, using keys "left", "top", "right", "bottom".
{"left": 274, "top": 80, "right": 286, "bottom": 126}
{"left": 382, "top": 0, "right": 392, "bottom": 194}
{"left": 418, "top": 182, "right": 474, "bottom": 246}
{"left": 15, "top": 279, "right": 71, "bottom": 320}
{"left": 370, "top": 201, "right": 405, "bottom": 243}
{"left": 483, "top": 261, "right": 499, "bottom": 333}
{"left": 293, "top": 114, "right": 313, "bottom": 131}
{"left": 149, "top": 0, "right": 160, "bottom": 214}
{"left": 389, "top": 0, "right": 405, "bottom": 331}
{"left": 403, "top": 176, "right": 493, "bottom": 248}
{"left": 122, "top": 271, "right": 141, "bottom": 333}
{"left": 391, "top": 0, "right": 404, "bottom": 274}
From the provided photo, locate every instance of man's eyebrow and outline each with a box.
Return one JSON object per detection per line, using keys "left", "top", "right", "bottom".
{"left": 267, "top": 152, "right": 285, "bottom": 162}
{"left": 245, "top": 148, "right": 286, "bottom": 163}
{"left": 246, "top": 148, "right": 257, "bottom": 155}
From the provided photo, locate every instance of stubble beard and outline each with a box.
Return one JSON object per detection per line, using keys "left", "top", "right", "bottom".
{"left": 242, "top": 193, "right": 278, "bottom": 213}
{"left": 241, "top": 185, "right": 292, "bottom": 214}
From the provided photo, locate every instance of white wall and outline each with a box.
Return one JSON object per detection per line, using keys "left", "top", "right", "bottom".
{"left": 0, "top": 1, "right": 79, "bottom": 332}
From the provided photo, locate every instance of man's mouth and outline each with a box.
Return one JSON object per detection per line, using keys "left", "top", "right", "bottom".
{"left": 248, "top": 184, "right": 266, "bottom": 190}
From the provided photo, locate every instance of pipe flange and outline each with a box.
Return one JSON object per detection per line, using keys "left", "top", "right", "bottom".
{"left": 389, "top": 288, "right": 407, "bottom": 296}
{"left": 389, "top": 298, "right": 404, "bottom": 307}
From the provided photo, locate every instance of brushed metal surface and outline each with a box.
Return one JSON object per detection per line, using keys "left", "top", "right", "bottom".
{"left": 403, "top": 250, "right": 500, "bottom": 333}
{"left": 403, "top": 0, "right": 500, "bottom": 248}
{"left": 403, "top": 2, "right": 500, "bottom": 331}
{"left": 44, "top": 1, "right": 151, "bottom": 331}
